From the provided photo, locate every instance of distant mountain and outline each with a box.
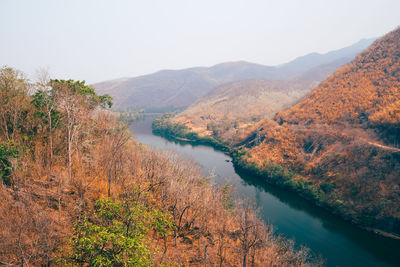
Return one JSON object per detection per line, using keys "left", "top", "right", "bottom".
{"left": 94, "top": 62, "right": 276, "bottom": 110}
{"left": 172, "top": 39, "right": 374, "bottom": 142}
{"left": 94, "top": 38, "right": 375, "bottom": 110}
{"left": 276, "top": 38, "right": 376, "bottom": 78}
{"left": 241, "top": 28, "right": 400, "bottom": 236}
{"left": 173, "top": 58, "right": 347, "bottom": 141}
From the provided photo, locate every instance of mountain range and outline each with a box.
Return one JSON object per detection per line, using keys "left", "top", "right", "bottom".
{"left": 173, "top": 55, "right": 360, "bottom": 142}
{"left": 94, "top": 38, "right": 375, "bottom": 110}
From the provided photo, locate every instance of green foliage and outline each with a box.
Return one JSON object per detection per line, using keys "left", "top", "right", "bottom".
{"left": 152, "top": 210, "right": 176, "bottom": 239}
{"left": 152, "top": 114, "right": 229, "bottom": 151}
{"left": 63, "top": 198, "right": 174, "bottom": 266}
{"left": 99, "top": 94, "right": 113, "bottom": 108}
{"left": 221, "top": 185, "right": 234, "bottom": 210}
{"left": 351, "top": 184, "right": 362, "bottom": 196}
{"left": 0, "top": 142, "right": 19, "bottom": 185}
{"left": 31, "top": 90, "right": 61, "bottom": 130}
{"left": 118, "top": 109, "right": 144, "bottom": 124}
{"left": 50, "top": 79, "right": 113, "bottom": 109}
{"left": 360, "top": 214, "right": 375, "bottom": 227}
{"left": 320, "top": 182, "right": 336, "bottom": 193}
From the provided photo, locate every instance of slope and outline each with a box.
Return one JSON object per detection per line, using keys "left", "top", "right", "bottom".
{"left": 240, "top": 27, "right": 400, "bottom": 237}
{"left": 173, "top": 53, "right": 363, "bottom": 143}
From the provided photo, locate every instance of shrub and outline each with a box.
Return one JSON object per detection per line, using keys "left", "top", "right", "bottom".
{"left": 0, "top": 142, "right": 19, "bottom": 185}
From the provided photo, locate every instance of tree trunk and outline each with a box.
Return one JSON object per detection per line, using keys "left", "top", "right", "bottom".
{"left": 58, "top": 176, "right": 62, "bottom": 220}
{"left": 67, "top": 108, "right": 72, "bottom": 181}
{"left": 107, "top": 171, "right": 111, "bottom": 197}
{"left": 161, "top": 235, "right": 167, "bottom": 263}
{"left": 48, "top": 110, "right": 53, "bottom": 169}
{"left": 203, "top": 244, "right": 208, "bottom": 267}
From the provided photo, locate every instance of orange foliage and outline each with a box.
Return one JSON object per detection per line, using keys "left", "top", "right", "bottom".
{"left": 276, "top": 27, "right": 400, "bottom": 126}
{"left": 242, "top": 27, "right": 400, "bottom": 236}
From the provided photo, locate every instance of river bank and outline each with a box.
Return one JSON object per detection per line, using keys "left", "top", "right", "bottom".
{"left": 130, "top": 114, "right": 400, "bottom": 266}
{"left": 152, "top": 114, "right": 400, "bottom": 240}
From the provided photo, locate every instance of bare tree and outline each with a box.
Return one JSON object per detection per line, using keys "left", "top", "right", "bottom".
{"left": 0, "top": 68, "right": 30, "bottom": 142}
{"left": 102, "top": 124, "right": 130, "bottom": 197}
{"left": 236, "top": 203, "right": 264, "bottom": 267}
{"left": 33, "top": 68, "right": 57, "bottom": 169}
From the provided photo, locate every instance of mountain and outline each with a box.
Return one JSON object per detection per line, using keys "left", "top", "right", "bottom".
{"left": 94, "top": 62, "right": 276, "bottom": 110}
{"left": 239, "top": 28, "right": 400, "bottom": 236}
{"left": 94, "top": 38, "right": 375, "bottom": 110}
{"left": 172, "top": 40, "right": 374, "bottom": 143}
{"left": 173, "top": 58, "right": 348, "bottom": 142}
{"left": 276, "top": 38, "right": 376, "bottom": 77}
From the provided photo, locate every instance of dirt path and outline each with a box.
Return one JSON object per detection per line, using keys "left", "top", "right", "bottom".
{"left": 365, "top": 140, "right": 400, "bottom": 152}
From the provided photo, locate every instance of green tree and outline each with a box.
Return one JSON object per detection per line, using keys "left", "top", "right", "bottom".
{"left": 63, "top": 198, "right": 174, "bottom": 266}
{"left": 0, "top": 141, "right": 19, "bottom": 185}
{"left": 49, "top": 79, "right": 112, "bottom": 180}
{"left": 32, "top": 89, "right": 61, "bottom": 168}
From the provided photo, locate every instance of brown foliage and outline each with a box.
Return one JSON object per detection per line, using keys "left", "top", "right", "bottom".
{"left": 0, "top": 68, "right": 318, "bottom": 266}
{"left": 276, "top": 27, "right": 400, "bottom": 126}
{"left": 241, "top": 27, "right": 400, "bottom": 235}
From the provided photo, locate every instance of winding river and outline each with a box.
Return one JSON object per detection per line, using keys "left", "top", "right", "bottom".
{"left": 130, "top": 114, "right": 400, "bottom": 267}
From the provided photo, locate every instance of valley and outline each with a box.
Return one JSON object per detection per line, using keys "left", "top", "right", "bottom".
{"left": 132, "top": 114, "right": 400, "bottom": 267}
{"left": 2, "top": 1, "right": 400, "bottom": 266}
{"left": 153, "top": 27, "right": 400, "bottom": 241}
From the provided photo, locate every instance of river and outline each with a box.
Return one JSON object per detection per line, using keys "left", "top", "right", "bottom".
{"left": 129, "top": 114, "right": 400, "bottom": 267}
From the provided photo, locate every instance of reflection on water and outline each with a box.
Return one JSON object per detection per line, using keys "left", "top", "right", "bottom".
{"left": 130, "top": 115, "right": 400, "bottom": 267}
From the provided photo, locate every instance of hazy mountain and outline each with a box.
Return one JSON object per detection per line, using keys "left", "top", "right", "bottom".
{"left": 94, "top": 38, "right": 375, "bottom": 110}
{"left": 276, "top": 38, "right": 376, "bottom": 77}
{"left": 172, "top": 42, "right": 371, "bottom": 142}
{"left": 173, "top": 59, "right": 343, "bottom": 141}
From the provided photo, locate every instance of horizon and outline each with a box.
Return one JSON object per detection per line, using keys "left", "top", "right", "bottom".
{"left": 1, "top": 0, "right": 399, "bottom": 84}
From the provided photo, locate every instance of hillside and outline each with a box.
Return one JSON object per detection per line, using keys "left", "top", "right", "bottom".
{"left": 173, "top": 55, "right": 362, "bottom": 143}
{"left": 0, "top": 67, "right": 318, "bottom": 266}
{"left": 94, "top": 38, "right": 374, "bottom": 110}
{"left": 239, "top": 28, "right": 400, "bottom": 236}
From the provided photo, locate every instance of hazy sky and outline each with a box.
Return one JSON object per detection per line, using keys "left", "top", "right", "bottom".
{"left": 1, "top": 0, "right": 399, "bottom": 84}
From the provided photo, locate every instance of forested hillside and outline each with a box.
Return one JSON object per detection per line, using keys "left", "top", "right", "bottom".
{"left": 239, "top": 27, "right": 400, "bottom": 237}
{"left": 0, "top": 67, "right": 317, "bottom": 266}
{"left": 94, "top": 38, "right": 374, "bottom": 111}
{"left": 173, "top": 57, "right": 352, "bottom": 143}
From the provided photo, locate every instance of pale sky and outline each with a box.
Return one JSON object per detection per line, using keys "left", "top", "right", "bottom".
{"left": 1, "top": 0, "right": 399, "bottom": 84}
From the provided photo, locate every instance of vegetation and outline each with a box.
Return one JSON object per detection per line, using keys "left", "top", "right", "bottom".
{"left": 0, "top": 141, "right": 19, "bottom": 185}
{"left": 173, "top": 77, "right": 322, "bottom": 144}
{"left": 62, "top": 198, "right": 171, "bottom": 266}
{"left": 156, "top": 27, "right": 400, "bottom": 238}
{"left": 117, "top": 108, "right": 145, "bottom": 124}
{"left": 153, "top": 113, "right": 230, "bottom": 151}
{"left": 0, "top": 67, "right": 319, "bottom": 266}
{"left": 244, "top": 27, "right": 400, "bottom": 236}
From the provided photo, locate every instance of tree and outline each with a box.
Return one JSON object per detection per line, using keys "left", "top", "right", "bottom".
{"left": 63, "top": 198, "right": 174, "bottom": 266}
{"left": 64, "top": 198, "right": 152, "bottom": 266}
{"left": 32, "top": 89, "right": 61, "bottom": 169}
{"left": 152, "top": 209, "right": 175, "bottom": 263}
{"left": 0, "top": 142, "right": 19, "bottom": 185}
{"left": 0, "top": 67, "right": 30, "bottom": 141}
{"left": 236, "top": 204, "right": 263, "bottom": 267}
{"left": 101, "top": 123, "right": 130, "bottom": 197}
{"left": 50, "top": 79, "right": 112, "bottom": 180}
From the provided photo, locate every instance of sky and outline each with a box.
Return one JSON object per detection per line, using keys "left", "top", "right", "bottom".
{"left": 0, "top": 0, "right": 399, "bottom": 84}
